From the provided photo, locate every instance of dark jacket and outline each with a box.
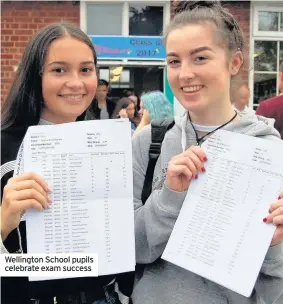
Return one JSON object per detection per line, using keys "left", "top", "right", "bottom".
{"left": 86, "top": 99, "right": 116, "bottom": 120}
{"left": 256, "top": 95, "right": 283, "bottom": 138}
{"left": 1, "top": 127, "right": 116, "bottom": 304}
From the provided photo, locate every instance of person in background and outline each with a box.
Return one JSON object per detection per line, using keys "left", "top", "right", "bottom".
{"left": 134, "top": 91, "right": 174, "bottom": 135}
{"left": 123, "top": 90, "right": 140, "bottom": 108}
{"left": 232, "top": 83, "right": 251, "bottom": 112}
{"left": 86, "top": 79, "right": 116, "bottom": 120}
{"left": 123, "top": 90, "right": 142, "bottom": 125}
{"left": 112, "top": 97, "right": 138, "bottom": 130}
{"left": 1, "top": 22, "right": 124, "bottom": 304}
{"left": 256, "top": 63, "right": 283, "bottom": 138}
{"left": 131, "top": 1, "right": 283, "bottom": 303}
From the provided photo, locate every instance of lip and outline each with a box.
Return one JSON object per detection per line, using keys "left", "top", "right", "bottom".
{"left": 58, "top": 94, "right": 86, "bottom": 97}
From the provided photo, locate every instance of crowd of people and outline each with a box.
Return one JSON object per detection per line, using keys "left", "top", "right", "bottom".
{"left": 83, "top": 79, "right": 174, "bottom": 134}
{"left": 1, "top": 1, "right": 283, "bottom": 304}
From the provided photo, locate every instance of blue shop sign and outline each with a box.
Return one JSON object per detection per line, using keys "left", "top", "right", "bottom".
{"left": 89, "top": 35, "right": 166, "bottom": 60}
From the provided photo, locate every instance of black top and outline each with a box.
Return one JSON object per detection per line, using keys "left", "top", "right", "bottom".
{"left": 86, "top": 99, "right": 117, "bottom": 120}
{"left": 1, "top": 127, "right": 115, "bottom": 303}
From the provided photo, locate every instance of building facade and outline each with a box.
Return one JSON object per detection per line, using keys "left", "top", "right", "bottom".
{"left": 251, "top": 2, "right": 283, "bottom": 106}
{"left": 1, "top": 1, "right": 283, "bottom": 109}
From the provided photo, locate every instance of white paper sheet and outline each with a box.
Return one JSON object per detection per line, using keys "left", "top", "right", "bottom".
{"left": 23, "top": 119, "right": 135, "bottom": 280}
{"left": 162, "top": 130, "right": 283, "bottom": 297}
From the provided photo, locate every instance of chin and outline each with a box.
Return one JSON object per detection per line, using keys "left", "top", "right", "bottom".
{"left": 62, "top": 110, "right": 85, "bottom": 121}
{"left": 179, "top": 99, "right": 201, "bottom": 110}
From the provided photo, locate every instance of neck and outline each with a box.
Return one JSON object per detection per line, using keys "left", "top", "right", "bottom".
{"left": 188, "top": 102, "right": 238, "bottom": 126}
{"left": 97, "top": 98, "right": 106, "bottom": 106}
{"left": 41, "top": 109, "right": 77, "bottom": 124}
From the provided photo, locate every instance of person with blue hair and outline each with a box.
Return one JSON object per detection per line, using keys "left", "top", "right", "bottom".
{"left": 134, "top": 91, "right": 174, "bottom": 135}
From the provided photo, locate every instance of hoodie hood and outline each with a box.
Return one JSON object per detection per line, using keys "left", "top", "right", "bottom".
{"left": 174, "top": 110, "right": 281, "bottom": 152}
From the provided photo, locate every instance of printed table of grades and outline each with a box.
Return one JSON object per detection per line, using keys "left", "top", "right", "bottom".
{"left": 23, "top": 119, "right": 135, "bottom": 277}
{"left": 163, "top": 130, "right": 283, "bottom": 297}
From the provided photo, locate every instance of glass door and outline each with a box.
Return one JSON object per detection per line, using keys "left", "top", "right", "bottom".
{"left": 98, "top": 66, "right": 164, "bottom": 99}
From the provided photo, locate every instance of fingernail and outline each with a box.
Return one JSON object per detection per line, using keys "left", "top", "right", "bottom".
{"left": 47, "top": 204, "right": 52, "bottom": 209}
{"left": 201, "top": 167, "right": 206, "bottom": 172}
{"left": 263, "top": 217, "right": 267, "bottom": 223}
{"left": 268, "top": 209, "right": 272, "bottom": 214}
{"left": 278, "top": 195, "right": 281, "bottom": 200}
{"left": 47, "top": 196, "right": 53, "bottom": 203}
{"left": 47, "top": 187, "right": 52, "bottom": 193}
{"left": 203, "top": 157, "right": 208, "bottom": 162}
{"left": 194, "top": 175, "right": 198, "bottom": 179}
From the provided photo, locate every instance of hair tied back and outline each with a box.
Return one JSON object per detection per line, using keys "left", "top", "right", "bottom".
{"left": 174, "top": 0, "right": 221, "bottom": 14}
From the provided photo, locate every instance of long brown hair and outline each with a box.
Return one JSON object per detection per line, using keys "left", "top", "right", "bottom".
{"left": 2, "top": 22, "right": 97, "bottom": 130}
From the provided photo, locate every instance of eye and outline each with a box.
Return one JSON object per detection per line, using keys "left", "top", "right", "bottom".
{"left": 52, "top": 68, "right": 65, "bottom": 73}
{"left": 167, "top": 59, "right": 180, "bottom": 66}
{"left": 81, "top": 67, "right": 93, "bottom": 73}
{"left": 195, "top": 56, "right": 207, "bottom": 63}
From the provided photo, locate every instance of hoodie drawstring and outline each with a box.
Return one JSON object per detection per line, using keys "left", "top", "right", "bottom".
{"left": 181, "top": 112, "right": 188, "bottom": 153}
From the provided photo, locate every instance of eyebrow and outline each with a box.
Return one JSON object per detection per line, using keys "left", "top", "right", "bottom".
{"left": 166, "top": 46, "right": 214, "bottom": 57}
{"left": 47, "top": 61, "right": 95, "bottom": 66}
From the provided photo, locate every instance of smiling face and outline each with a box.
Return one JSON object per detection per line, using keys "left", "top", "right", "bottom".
{"left": 41, "top": 36, "right": 97, "bottom": 123}
{"left": 166, "top": 23, "right": 239, "bottom": 114}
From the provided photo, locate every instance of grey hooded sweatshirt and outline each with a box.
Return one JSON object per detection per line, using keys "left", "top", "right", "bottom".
{"left": 132, "top": 111, "right": 283, "bottom": 304}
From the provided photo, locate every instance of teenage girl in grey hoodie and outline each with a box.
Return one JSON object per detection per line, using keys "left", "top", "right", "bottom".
{"left": 132, "top": 1, "right": 283, "bottom": 303}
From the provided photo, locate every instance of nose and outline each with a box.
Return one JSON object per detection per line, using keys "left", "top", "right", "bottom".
{"left": 179, "top": 61, "right": 195, "bottom": 82}
{"left": 65, "top": 72, "right": 84, "bottom": 90}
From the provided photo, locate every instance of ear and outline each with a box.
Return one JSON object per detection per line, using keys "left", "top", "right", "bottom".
{"left": 229, "top": 51, "right": 244, "bottom": 76}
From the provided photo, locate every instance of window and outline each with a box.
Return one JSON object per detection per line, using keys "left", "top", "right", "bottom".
{"left": 254, "top": 6, "right": 283, "bottom": 37}
{"left": 253, "top": 40, "right": 282, "bottom": 105}
{"left": 129, "top": 5, "right": 163, "bottom": 36}
{"left": 254, "top": 41, "right": 277, "bottom": 72}
{"left": 86, "top": 3, "right": 123, "bottom": 35}
{"left": 83, "top": 2, "right": 168, "bottom": 37}
{"left": 252, "top": 5, "right": 283, "bottom": 108}
{"left": 258, "top": 11, "right": 279, "bottom": 31}
{"left": 98, "top": 67, "right": 163, "bottom": 95}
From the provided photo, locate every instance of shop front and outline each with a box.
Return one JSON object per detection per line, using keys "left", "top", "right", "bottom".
{"left": 80, "top": 1, "right": 172, "bottom": 101}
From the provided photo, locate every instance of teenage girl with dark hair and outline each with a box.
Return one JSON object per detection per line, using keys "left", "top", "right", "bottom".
{"left": 112, "top": 97, "right": 139, "bottom": 130}
{"left": 1, "top": 22, "right": 123, "bottom": 304}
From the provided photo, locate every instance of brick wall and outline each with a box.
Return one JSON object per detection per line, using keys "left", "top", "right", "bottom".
{"left": 1, "top": 1, "right": 251, "bottom": 104}
{"left": 1, "top": 1, "right": 80, "bottom": 104}
{"left": 170, "top": 1, "right": 251, "bottom": 87}
{"left": 224, "top": 1, "right": 251, "bottom": 84}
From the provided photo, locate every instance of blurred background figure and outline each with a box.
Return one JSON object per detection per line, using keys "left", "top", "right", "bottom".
{"left": 232, "top": 83, "right": 251, "bottom": 112}
{"left": 134, "top": 91, "right": 174, "bottom": 135}
{"left": 86, "top": 79, "right": 116, "bottom": 120}
{"left": 256, "top": 62, "right": 283, "bottom": 138}
{"left": 123, "top": 89, "right": 141, "bottom": 112}
{"left": 124, "top": 90, "right": 139, "bottom": 106}
{"left": 112, "top": 97, "right": 139, "bottom": 130}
